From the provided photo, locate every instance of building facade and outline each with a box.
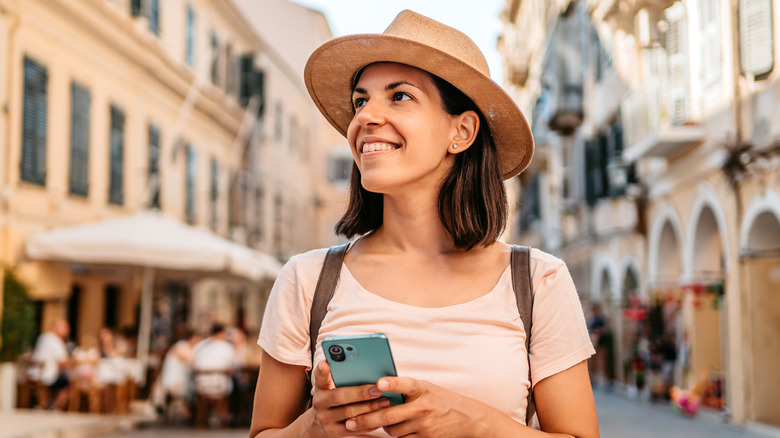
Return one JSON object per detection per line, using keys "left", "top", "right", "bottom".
{"left": 501, "top": 0, "right": 780, "bottom": 429}
{"left": 0, "top": 0, "right": 342, "bottom": 372}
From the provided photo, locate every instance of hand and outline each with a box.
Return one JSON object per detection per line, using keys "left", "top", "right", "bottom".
{"left": 307, "top": 360, "right": 393, "bottom": 437}
{"left": 345, "top": 377, "right": 491, "bottom": 437}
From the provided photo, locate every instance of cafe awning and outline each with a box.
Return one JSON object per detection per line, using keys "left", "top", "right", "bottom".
{"left": 24, "top": 209, "right": 282, "bottom": 282}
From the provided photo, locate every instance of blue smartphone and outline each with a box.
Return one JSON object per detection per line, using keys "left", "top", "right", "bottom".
{"left": 321, "top": 333, "right": 404, "bottom": 406}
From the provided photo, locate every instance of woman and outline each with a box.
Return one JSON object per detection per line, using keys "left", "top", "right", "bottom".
{"left": 250, "top": 10, "right": 598, "bottom": 438}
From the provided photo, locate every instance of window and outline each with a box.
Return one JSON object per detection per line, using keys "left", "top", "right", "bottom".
{"left": 519, "top": 174, "right": 541, "bottom": 231}
{"left": 185, "top": 145, "right": 196, "bottom": 223}
{"left": 69, "top": 82, "right": 90, "bottom": 196}
{"left": 185, "top": 4, "right": 195, "bottom": 66}
{"left": 210, "top": 158, "right": 218, "bottom": 229}
{"left": 699, "top": 0, "right": 721, "bottom": 87}
{"left": 255, "top": 185, "right": 264, "bottom": 242}
{"left": 108, "top": 105, "right": 124, "bottom": 205}
{"left": 148, "top": 123, "right": 161, "bottom": 208}
{"left": 328, "top": 155, "right": 352, "bottom": 183}
{"left": 739, "top": 0, "right": 774, "bottom": 77}
{"left": 21, "top": 56, "right": 48, "bottom": 186}
{"left": 149, "top": 0, "right": 160, "bottom": 35}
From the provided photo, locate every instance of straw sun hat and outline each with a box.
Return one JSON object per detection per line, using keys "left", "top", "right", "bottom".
{"left": 304, "top": 9, "right": 534, "bottom": 180}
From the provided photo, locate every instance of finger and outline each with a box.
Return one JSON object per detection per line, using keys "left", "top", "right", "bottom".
{"left": 377, "top": 376, "right": 424, "bottom": 400}
{"left": 345, "top": 402, "right": 412, "bottom": 432}
{"left": 333, "top": 397, "right": 391, "bottom": 422}
{"left": 313, "top": 360, "right": 335, "bottom": 390}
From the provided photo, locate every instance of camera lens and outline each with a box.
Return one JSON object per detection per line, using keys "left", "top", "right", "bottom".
{"left": 328, "top": 345, "right": 346, "bottom": 362}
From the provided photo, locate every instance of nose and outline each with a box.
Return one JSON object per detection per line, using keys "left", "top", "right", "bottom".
{"left": 354, "top": 99, "right": 385, "bottom": 127}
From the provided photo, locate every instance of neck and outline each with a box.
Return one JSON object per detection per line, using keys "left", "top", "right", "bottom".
{"left": 368, "top": 190, "right": 458, "bottom": 256}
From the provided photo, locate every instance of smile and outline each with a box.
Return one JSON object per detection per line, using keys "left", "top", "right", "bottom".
{"left": 361, "top": 142, "right": 399, "bottom": 153}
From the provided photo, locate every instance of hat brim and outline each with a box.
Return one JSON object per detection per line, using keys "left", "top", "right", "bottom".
{"left": 305, "top": 34, "right": 534, "bottom": 180}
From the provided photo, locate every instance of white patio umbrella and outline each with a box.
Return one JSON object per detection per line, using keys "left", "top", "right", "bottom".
{"left": 24, "top": 210, "right": 282, "bottom": 381}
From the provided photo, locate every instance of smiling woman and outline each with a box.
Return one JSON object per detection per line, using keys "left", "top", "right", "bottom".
{"left": 250, "top": 9, "right": 599, "bottom": 438}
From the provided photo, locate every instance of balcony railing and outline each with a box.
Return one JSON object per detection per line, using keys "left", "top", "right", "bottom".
{"left": 621, "top": 79, "right": 705, "bottom": 162}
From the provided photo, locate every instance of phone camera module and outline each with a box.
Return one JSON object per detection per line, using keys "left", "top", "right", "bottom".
{"left": 328, "top": 345, "right": 346, "bottom": 362}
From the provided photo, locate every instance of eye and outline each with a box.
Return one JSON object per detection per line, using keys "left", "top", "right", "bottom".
{"left": 393, "top": 92, "right": 411, "bottom": 102}
{"left": 353, "top": 97, "right": 367, "bottom": 109}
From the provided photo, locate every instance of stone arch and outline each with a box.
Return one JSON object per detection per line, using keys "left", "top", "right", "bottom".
{"left": 684, "top": 183, "right": 730, "bottom": 279}
{"left": 648, "top": 201, "right": 684, "bottom": 285}
{"left": 741, "top": 190, "right": 780, "bottom": 255}
{"left": 591, "top": 256, "right": 619, "bottom": 304}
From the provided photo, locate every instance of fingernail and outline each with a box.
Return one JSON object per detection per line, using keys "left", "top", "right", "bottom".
{"left": 379, "top": 399, "right": 390, "bottom": 408}
{"left": 346, "top": 420, "right": 357, "bottom": 430}
{"left": 377, "top": 380, "right": 389, "bottom": 390}
{"left": 369, "top": 386, "right": 381, "bottom": 396}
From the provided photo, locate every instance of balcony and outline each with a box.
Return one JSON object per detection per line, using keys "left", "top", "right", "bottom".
{"left": 548, "top": 85, "right": 584, "bottom": 136}
{"left": 620, "top": 81, "right": 706, "bottom": 162}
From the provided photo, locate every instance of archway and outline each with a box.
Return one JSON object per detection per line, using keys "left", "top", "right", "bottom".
{"left": 744, "top": 210, "right": 780, "bottom": 426}
{"left": 687, "top": 207, "right": 725, "bottom": 403}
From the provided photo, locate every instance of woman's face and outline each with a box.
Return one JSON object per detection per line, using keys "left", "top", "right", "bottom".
{"left": 346, "top": 62, "right": 459, "bottom": 195}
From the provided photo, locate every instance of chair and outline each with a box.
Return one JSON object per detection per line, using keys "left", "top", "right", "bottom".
{"left": 68, "top": 357, "right": 101, "bottom": 413}
{"left": 193, "top": 369, "right": 232, "bottom": 428}
{"left": 16, "top": 355, "right": 50, "bottom": 409}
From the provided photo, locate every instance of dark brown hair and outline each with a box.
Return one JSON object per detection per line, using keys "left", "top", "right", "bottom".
{"left": 335, "top": 71, "right": 507, "bottom": 249}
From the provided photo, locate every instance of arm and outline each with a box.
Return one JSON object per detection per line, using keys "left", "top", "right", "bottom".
{"left": 249, "top": 350, "right": 310, "bottom": 438}
{"left": 249, "top": 350, "right": 388, "bottom": 438}
{"left": 343, "top": 360, "right": 598, "bottom": 438}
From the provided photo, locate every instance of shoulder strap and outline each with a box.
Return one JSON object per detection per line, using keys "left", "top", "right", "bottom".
{"left": 308, "top": 243, "right": 350, "bottom": 374}
{"left": 511, "top": 245, "right": 536, "bottom": 426}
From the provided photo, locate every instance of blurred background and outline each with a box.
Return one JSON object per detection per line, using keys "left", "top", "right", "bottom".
{"left": 0, "top": 0, "right": 778, "bottom": 437}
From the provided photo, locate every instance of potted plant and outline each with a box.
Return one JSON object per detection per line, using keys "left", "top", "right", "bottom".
{"left": 1, "top": 268, "right": 37, "bottom": 410}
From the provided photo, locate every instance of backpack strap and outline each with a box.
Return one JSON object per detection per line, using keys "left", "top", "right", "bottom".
{"left": 511, "top": 245, "right": 536, "bottom": 426}
{"left": 307, "top": 243, "right": 350, "bottom": 383}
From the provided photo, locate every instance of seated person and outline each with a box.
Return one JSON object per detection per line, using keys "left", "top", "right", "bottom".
{"left": 30, "top": 318, "right": 71, "bottom": 410}
{"left": 192, "top": 324, "right": 236, "bottom": 397}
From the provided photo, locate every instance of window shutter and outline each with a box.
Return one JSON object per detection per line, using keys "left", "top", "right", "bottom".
{"left": 21, "top": 57, "right": 48, "bottom": 186}
{"left": 131, "top": 0, "right": 143, "bottom": 16}
{"left": 210, "top": 158, "right": 218, "bottom": 229}
{"left": 148, "top": 123, "right": 161, "bottom": 208}
{"left": 740, "top": 0, "right": 774, "bottom": 77}
{"left": 149, "top": 0, "right": 160, "bottom": 35}
{"left": 665, "top": 3, "right": 690, "bottom": 124}
{"left": 239, "top": 54, "right": 254, "bottom": 107}
{"left": 186, "top": 145, "right": 196, "bottom": 223}
{"left": 69, "top": 83, "right": 90, "bottom": 196}
{"left": 210, "top": 31, "right": 219, "bottom": 85}
{"left": 186, "top": 5, "right": 195, "bottom": 66}
{"left": 109, "top": 106, "right": 124, "bottom": 205}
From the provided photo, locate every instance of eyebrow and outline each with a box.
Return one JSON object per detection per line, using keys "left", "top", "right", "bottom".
{"left": 352, "top": 80, "right": 422, "bottom": 95}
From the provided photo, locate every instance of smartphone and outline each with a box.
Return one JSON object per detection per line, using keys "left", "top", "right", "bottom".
{"left": 321, "top": 333, "right": 404, "bottom": 406}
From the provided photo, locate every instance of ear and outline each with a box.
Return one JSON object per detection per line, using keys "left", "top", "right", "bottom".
{"left": 449, "top": 110, "right": 479, "bottom": 154}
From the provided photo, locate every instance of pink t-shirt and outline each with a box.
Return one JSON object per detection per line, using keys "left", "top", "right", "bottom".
{"left": 258, "top": 247, "right": 594, "bottom": 434}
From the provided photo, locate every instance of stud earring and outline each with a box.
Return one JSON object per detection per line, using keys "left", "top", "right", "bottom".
{"left": 452, "top": 144, "right": 458, "bottom": 150}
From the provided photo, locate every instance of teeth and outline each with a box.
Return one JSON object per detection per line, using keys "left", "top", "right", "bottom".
{"left": 362, "top": 142, "right": 397, "bottom": 153}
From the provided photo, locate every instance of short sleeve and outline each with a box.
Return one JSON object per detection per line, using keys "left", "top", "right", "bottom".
{"left": 529, "top": 251, "right": 595, "bottom": 386}
{"left": 258, "top": 249, "right": 328, "bottom": 369}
